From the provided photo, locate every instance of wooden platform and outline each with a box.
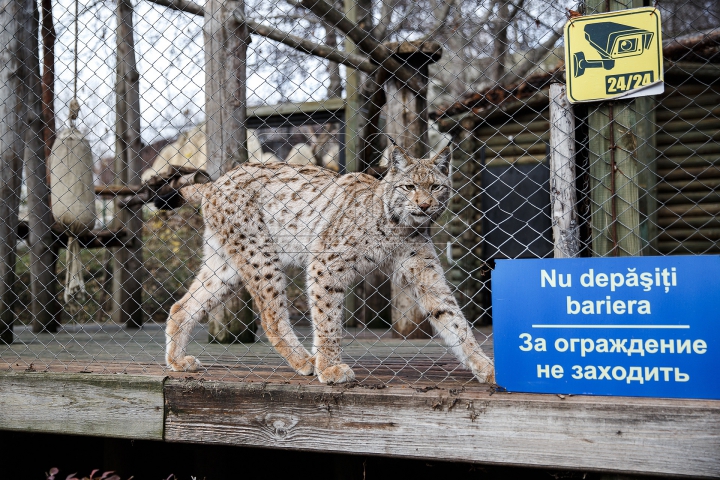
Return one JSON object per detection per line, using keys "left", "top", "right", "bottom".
{"left": 1, "top": 323, "right": 719, "bottom": 478}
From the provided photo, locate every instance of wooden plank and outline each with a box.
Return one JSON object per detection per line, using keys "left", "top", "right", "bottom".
{"left": 164, "top": 379, "right": 720, "bottom": 478}
{"left": 0, "top": 371, "right": 165, "bottom": 440}
{"left": 248, "top": 98, "right": 345, "bottom": 120}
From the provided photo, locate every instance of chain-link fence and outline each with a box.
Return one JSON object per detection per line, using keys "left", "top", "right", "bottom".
{"left": 0, "top": 0, "right": 717, "bottom": 388}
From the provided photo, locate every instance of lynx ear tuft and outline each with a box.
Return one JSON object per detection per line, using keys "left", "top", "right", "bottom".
{"left": 390, "top": 146, "right": 412, "bottom": 171}
{"left": 432, "top": 146, "right": 451, "bottom": 175}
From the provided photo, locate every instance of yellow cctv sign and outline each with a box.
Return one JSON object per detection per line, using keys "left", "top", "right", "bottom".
{"left": 564, "top": 7, "right": 663, "bottom": 103}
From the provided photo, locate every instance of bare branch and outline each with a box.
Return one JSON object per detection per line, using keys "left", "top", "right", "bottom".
{"left": 466, "top": 0, "right": 499, "bottom": 43}
{"left": 299, "top": 0, "right": 424, "bottom": 92}
{"left": 144, "top": 0, "right": 204, "bottom": 16}
{"left": 502, "top": 28, "right": 563, "bottom": 85}
{"left": 384, "top": 2, "right": 416, "bottom": 40}
{"left": 234, "top": 10, "right": 377, "bottom": 74}
{"left": 142, "top": 0, "right": 376, "bottom": 75}
{"left": 371, "top": 0, "right": 399, "bottom": 41}
{"left": 418, "top": 0, "right": 457, "bottom": 42}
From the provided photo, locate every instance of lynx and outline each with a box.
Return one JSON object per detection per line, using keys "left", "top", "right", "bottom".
{"left": 165, "top": 146, "right": 495, "bottom": 384}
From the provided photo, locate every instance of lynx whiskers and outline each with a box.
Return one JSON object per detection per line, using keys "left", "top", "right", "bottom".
{"left": 165, "top": 146, "right": 495, "bottom": 384}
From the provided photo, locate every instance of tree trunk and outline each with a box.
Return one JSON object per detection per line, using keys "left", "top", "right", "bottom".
{"left": 323, "top": 19, "right": 342, "bottom": 98}
{"left": 490, "top": 0, "right": 509, "bottom": 84}
{"left": 382, "top": 41, "right": 441, "bottom": 339}
{"left": 205, "top": 0, "right": 255, "bottom": 343}
{"left": 587, "top": 0, "right": 651, "bottom": 257}
{"left": 0, "top": 0, "right": 33, "bottom": 343}
{"left": 343, "top": 0, "right": 373, "bottom": 326}
{"left": 41, "top": 0, "right": 55, "bottom": 162}
{"left": 27, "top": 0, "right": 61, "bottom": 333}
{"left": 549, "top": 83, "right": 579, "bottom": 259}
{"left": 113, "top": 0, "right": 145, "bottom": 328}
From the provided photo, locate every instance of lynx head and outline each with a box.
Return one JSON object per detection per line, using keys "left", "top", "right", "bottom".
{"left": 382, "top": 145, "right": 452, "bottom": 227}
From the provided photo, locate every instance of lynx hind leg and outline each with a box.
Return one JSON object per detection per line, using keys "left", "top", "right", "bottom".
{"left": 235, "top": 250, "right": 314, "bottom": 377}
{"left": 307, "top": 261, "right": 355, "bottom": 384}
{"left": 166, "top": 263, "right": 239, "bottom": 372}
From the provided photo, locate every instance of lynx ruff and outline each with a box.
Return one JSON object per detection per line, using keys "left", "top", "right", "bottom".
{"left": 165, "top": 146, "right": 495, "bottom": 384}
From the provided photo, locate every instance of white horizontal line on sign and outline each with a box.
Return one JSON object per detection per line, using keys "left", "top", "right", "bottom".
{"left": 531, "top": 325, "right": 690, "bottom": 329}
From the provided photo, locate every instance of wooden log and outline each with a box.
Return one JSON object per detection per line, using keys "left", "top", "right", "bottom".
{"left": 662, "top": 27, "right": 720, "bottom": 58}
{"left": 113, "top": 0, "right": 145, "bottom": 328}
{"left": 24, "top": 0, "right": 61, "bottom": 333}
{"left": 657, "top": 214, "right": 719, "bottom": 228}
{"left": 0, "top": 0, "right": 33, "bottom": 344}
{"left": 548, "top": 84, "right": 579, "bottom": 258}
{"left": 17, "top": 221, "right": 135, "bottom": 249}
{"left": 95, "top": 184, "right": 144, "bottom": 196}
{"left": 205, "top": 0, "right": 255, "bottom": 343}
{"left": 664, "top": 62, "right": 720, "bottom": 81}
{"left": 381, "top": 41, "right": 440, "bottom": 339}
{"left": 656, "top": 105, "right": 720, "bottom": 122}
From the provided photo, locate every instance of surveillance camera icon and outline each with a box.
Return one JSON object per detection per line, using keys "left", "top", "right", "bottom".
{"left": 573, "top": 22, "right": 654, "bottom": 77}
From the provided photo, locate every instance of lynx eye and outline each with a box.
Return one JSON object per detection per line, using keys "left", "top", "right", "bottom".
{"left": 431, "top": 184, "right": 445, "bottom": 192}
{"left": 400, "top": 184, "right": 416, "bottom": 191}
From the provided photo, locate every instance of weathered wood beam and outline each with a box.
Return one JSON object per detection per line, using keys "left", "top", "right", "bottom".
{"left": 299, "top": 0, "right": 424, "bottom": 92}
{"left": 0, "top": 371, "right": 165, "bottom": 440}
{"left": 163, "top": 379, "right": 720, "bottom": 478}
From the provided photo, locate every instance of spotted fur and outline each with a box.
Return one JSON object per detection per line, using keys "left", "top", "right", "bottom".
{"left": 165, "top": 146, "right": 495, "bottom": 384}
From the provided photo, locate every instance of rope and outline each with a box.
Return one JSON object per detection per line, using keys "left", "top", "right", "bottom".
{"left": 69, "top": 0, "right": 80, "bottom": 126}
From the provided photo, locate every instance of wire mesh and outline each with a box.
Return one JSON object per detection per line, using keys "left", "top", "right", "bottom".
{"left": 0, "top": 0, "right": 718, "bottom": 388}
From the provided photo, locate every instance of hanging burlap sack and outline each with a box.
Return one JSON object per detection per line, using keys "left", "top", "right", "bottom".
{"left": 50, "top": 126, "right": 97, "bottom": 304}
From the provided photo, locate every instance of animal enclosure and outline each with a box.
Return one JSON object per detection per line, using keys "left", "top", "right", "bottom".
{"left": 1, "top": 0, "right": 720, "bottom": 475}
{"left": 2, "top": 0, "right": 720, "bottom": 385}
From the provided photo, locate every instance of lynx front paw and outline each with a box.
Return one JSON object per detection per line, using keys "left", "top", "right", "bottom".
{"left": 292, "top": 355, "right": 315, "bottom": 376}
{"left": 469, "top": 356, "right": 496, "bottom": 385}
{"left": 474, "top": 367, "right": 496, "bottom": 386}
{"left": 317, "top": 363, "right": 355, "bottom": 384}
{"left": 167, "top": 355, "right": 202, "bottom": 372}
